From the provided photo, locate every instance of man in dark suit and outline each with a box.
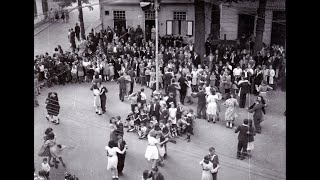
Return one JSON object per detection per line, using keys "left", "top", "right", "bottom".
{"left": 116, "top": 134, "right": 127, "bottom": 176}
{"left": 117, "top": 73, "right": 127, "bottom": 102}
{"left": 127, "top": 67, "right": 135, "bottom": 94}
{"left": 98, "top": 82, "right": 108, "bottom": 114}
{"left": 235, "top": 119, "right": 250, "bottom": 160}
{"left": 75, "top": 23, "right": 81, "bottom": 41}
{"left": 163, "top": 69, "right": 173, "bottom": 94}
{"left": 192, "top": 52, "right": 201, "bottom": 68}
{"left": 149, "top": 97, "right": 161, "bottom": 121}
{"left": 167, "top": 79, "right": 178, "bottom": 100}
{"left": 248, "top": 97, "right": 265, "bottom": 133}
{"left": 237, "top": 76, "right": 250, "bottom": 108}
{"left": 178, "top": 74, "right": 188, "bottom": 105}
{"left": 209, "top": 147, "right": 219, "bottom": 180}
{"left": 163, "top": 49, "right": 172, "bottom": 65}
{"left": 70, "top": 28, "right": 76, "bottom": 50}
{"left": 192, "top": 86, "right": 206, "bottom": 119}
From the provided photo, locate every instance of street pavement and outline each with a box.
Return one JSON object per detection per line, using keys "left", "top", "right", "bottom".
{"left": 34, "top": 1, "right": 286, "bottom": 179}
{"left": 34, "top": 81, "right": 286, "bottom": 180}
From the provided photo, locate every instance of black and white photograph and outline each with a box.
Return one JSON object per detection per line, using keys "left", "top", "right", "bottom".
{"left": 34, "top": 0, "right": 286, "bottom": 179}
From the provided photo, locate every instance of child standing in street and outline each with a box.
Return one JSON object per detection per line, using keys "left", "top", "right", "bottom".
{"left": 41, "top": 158, "right": 50, "bottom": 179}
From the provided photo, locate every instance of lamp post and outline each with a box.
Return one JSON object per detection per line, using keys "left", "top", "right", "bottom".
{"left": 155, "top": 0, "right": 159, "bottom": 92}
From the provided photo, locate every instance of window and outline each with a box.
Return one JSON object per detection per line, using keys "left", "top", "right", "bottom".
{"left": 172, "top": 11, "right": 187, "bottom": 35}
{"left": 34, "top": 0, "right": 37, "bottom": 19}
{"left": 105, "top": 11, "right": 110, "bottom": 15}
{"left": 187, "top": 21, "right": 193, "bottom": 36}
{"left": 145, "top": 10, "right": 155, "bottom": 20}
{"left": 166, "top": 20, "right": 173, "bottom": 35}
{"left": 113, "top": 11, "right": 126, "bottom": 19}
{"left": 113, "top": 11, "right": 126, "bottom": 30}
{"left": 173, "top": 12, "right": 186, "bottom": 20}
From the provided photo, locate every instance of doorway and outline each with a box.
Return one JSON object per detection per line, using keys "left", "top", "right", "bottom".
{"left": 271, "top": 11, "right": 286, "bottom": 47}
{"left": 238, "top": 14, "right": 255, "bottom": 39}
{"left": 145, "top": 20, "right": 155, "bottom": 42}
{"left": 114, "top": 20, "right": 126, "bottom": 33}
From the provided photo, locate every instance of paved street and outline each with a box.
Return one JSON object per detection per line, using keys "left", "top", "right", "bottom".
{"left": 34, "top": 1, "right": 286, "bottom": 179}
{"left": 34, "top": 81, "right": 285, "bottom": 180}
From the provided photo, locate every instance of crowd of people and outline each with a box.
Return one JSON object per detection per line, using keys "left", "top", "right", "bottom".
{"left": 34, "top": 21, "right": 286, "bottom": 180}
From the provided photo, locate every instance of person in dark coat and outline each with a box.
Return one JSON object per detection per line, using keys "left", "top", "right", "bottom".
{"left": 127, "top": 67, "right": 136, "bottom": 94}
{"left": 151, "top": 166, "right": 165, "bottom": 180}
{"left": 192, "top": 86, "right": 206, "bottom": 119}
{"left": 237, "top": 76, "right": 251, "bottom": 108}
{"left": 75, "top": 23, "right": 81, "bottom": 41}
{"left": 117, "top": 73, "right": 127, "bottom": 102}
{"left": 163, "top": 69, "right": 173, "bottom": 94}
{"left": 116, "top": 135, "right": 127, "bottom": 176}
{"left": 208, "top": 147, "right": 220, "bottom": 180}
{"left": 178, "top": 74, "right": 188, "bottom": 105}
{"left": 149, "top": 97, "right": 161, "bottom": 121}
{"left": 235, "top": 119, "right": 250, "bottom": 160}
{"left": 45, "top": 92, "right": 60, "bottom": 125}
{"left": 192, "top": 52, "right": 201, "bottom": 68}
{"left": 98, "top": 82, "right": 108, "bottom": 113}
{"left": 70, "top": 29, "right": 76, "bottom": 50}
{"left": 248, "top": 96, "right": 265, "bottom": 134}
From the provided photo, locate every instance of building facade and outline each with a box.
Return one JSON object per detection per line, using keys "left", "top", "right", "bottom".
{"left": 34, "top": 0, "right": 60, "bottom": 27}
{"left": 204, "top": 0, "right": 286, "bottom": 46}
{"left": 99, "top": 0, "right": 195, "bottom": 39}
{"left": 99, "top": 0, "right": 285, "bottom": 46}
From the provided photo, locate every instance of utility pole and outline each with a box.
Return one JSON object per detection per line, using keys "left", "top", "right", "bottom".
{"left": 78, "top": 0, "right": 86, "bottom": 40}
{"left": 155, "top": 0, "right": 159, "bottom": 92}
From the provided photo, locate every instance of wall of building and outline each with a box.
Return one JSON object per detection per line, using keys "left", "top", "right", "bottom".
{"left": 157, "top": 3, "right": 195, "bottom": 36}
{"left": 101, "top": 3, "right": 195, "bottom": 37}
{"left": 262, "top": 10, "right": 273, "bottom": 45}
{"left": 34, "top": 0, "right": 45, "bottom": 25}
{"left": 220, "top": 6, "right": 238, "bottom": 40}
{"left": 34, "top": 0, "right": 60, "bottom": 27}
{"left": 101, "top": 5, "right": 144, "bottom": 30}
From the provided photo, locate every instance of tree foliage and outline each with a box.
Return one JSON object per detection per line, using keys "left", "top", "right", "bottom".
{"left": 53, "top": 0, "right": 91, "bottom": 8}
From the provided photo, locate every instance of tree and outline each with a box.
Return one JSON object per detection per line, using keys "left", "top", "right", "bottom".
{"left": 219, "top": 0, "right": 268, "bottom": 56}
{"left": 53, "top": 0, "right": 93, "bottom": 40}
{"left": 195, "top": 0, "right": 206, "bottom": 56}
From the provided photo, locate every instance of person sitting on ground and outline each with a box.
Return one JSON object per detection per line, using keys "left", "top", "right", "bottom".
{"left": 138, "top": 122, "right": 148, "bottom": 139}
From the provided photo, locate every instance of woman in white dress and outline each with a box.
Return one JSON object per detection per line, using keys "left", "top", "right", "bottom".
{"left": 145, "top": 130, "right": 160, "bottom": 168}
{"left": 206, "top": 88, "right": 219, "bottom": 123}
{"left": 199, "top": 155, "right": 220, "bottom": 180}
{"left": 93, "top": 84, "right": 102, "bottom": 115}
{"left": 105, "top": 140, "right": 127, "bottom": 180}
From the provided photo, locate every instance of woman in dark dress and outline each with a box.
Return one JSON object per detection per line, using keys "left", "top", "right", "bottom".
{"left": 116, "top": 135, "right": 127, "bottom": 176}
{"left": 45, "top": 92, "right": 60, "bottom": 125}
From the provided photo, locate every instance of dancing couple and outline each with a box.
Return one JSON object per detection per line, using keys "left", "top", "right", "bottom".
{"left": 92, "top": 82, "right": 108, "bottom": 115}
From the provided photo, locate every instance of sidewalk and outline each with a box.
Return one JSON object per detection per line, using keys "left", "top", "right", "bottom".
{"left": 34, "top": 1, "right": 100, "bottom": 56}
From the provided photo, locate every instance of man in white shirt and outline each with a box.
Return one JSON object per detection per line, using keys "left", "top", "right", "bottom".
{"left": 233, "top": 65, "right": 243, "bottom": 81}
{"left": 140, "top": 88, "right": 147, "bottom": 105}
